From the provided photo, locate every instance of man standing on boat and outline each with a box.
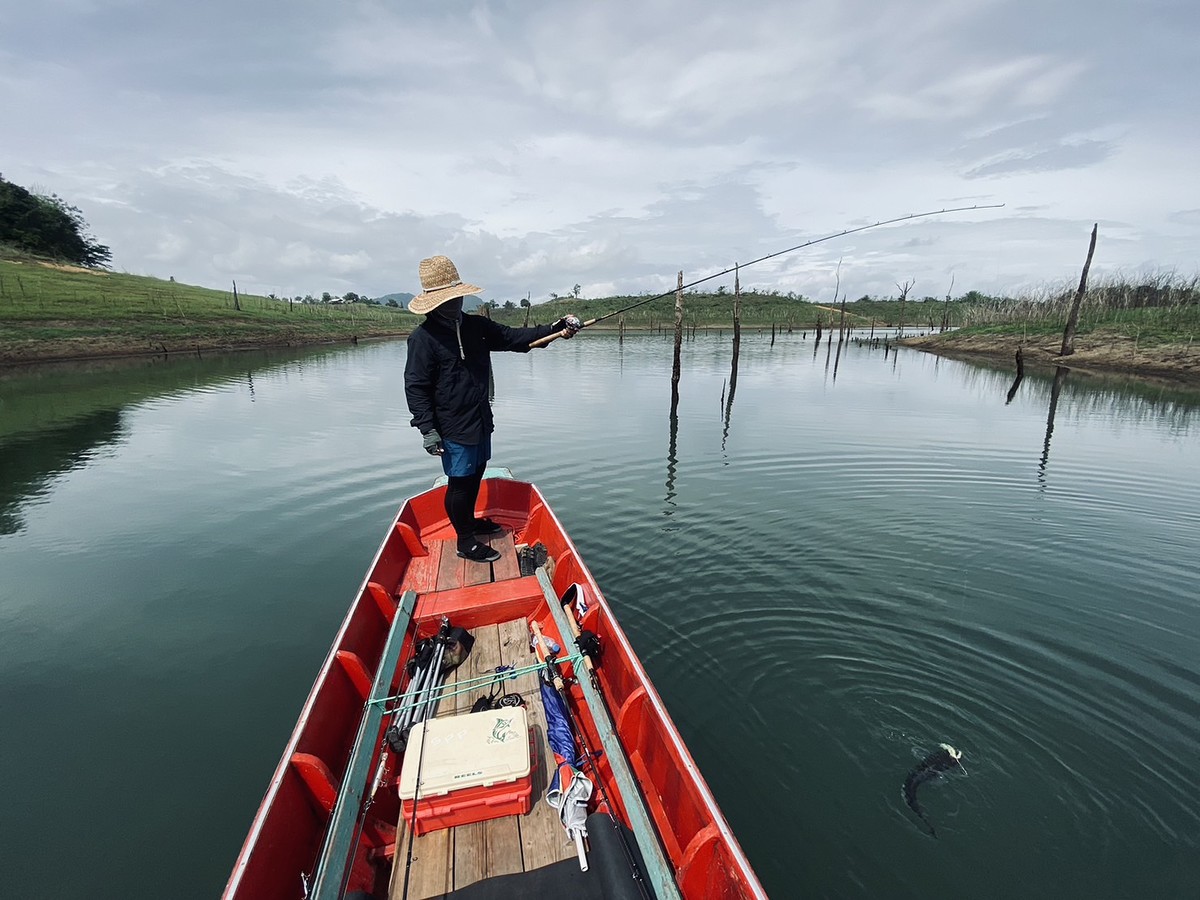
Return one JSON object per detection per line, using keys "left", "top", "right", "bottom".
{"left": 404, "top": 255, "right": 580, "bottom": 563}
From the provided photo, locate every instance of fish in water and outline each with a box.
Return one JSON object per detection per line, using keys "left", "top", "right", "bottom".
{"left": 903, "top": 743, "right": 965, "bottom": 837}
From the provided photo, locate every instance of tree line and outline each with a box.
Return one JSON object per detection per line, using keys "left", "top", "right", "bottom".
{"left": 0, "top": 174, "right": 112, "bottom": 268}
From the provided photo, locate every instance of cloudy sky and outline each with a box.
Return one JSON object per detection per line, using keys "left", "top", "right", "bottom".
{"left": 3, "top": 0, "right": 1197, "bottom": 304}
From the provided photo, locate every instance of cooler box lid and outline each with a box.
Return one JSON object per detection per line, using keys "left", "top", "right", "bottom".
{"left": 397, "top": 707, "right": 531, "bottom": 800}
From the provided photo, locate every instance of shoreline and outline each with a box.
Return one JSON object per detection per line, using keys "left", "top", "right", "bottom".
{"left": 898, "top": 329, "right": 1200, "bottom": 386}
{"left": 4, "top": 324, "right": 1198, "bottom": 387}
{"left": 0, "top": 330, "right": 410, "bottom": 368}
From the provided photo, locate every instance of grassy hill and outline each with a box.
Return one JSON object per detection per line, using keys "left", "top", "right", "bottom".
{"left": 0, "top": 252, "right": 419, "bottom": 364}
{"left": 487, "top": 290, "right": 937, "bottom": 330}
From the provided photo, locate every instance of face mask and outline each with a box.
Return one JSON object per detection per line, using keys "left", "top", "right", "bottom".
{"left": 430, "top": 297, "right": 463, "bottom": 325}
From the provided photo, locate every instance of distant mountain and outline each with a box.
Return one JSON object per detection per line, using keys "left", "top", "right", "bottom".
{"left": 376, "top": 291, "right": 484, "bottom": 311}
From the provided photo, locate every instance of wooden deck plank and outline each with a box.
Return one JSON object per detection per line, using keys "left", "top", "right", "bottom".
{"left": 488, "top": 531, "right": 521, "bottom": 582}
{"left": 452, "top": 625, "right": 503, "bottom": 891}
{"left": 389, "top": 664, "right": 457, "bottom": 900}
{"left": 435, "top": 539, "right": 466, "bottom": 591}
{"left": 482, "top": 619, "right": 534, "bottom": 880}
{"left": 399, "top": 538, "right": 444, "bottom": 595}
{"left": 499, "top": 618, "right": 577, "bottom": 871}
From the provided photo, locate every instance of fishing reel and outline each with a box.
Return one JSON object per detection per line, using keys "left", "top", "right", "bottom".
{"left": 471, "top": 664, "right": 526, "bottom": 713}
{"left": 575, "top": 629, "right": 601, "bottom": 661}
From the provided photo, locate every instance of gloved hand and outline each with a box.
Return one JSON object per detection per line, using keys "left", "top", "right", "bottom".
{"left": 422, "top": 430, "right": 444, "bottom": 456}
{"left": 551, "top": 315, "right": 582, "bottom": 339}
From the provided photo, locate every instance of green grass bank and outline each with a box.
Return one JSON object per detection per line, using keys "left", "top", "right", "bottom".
{"left": 0, "top": 254, "right": 418, "bottom": 365}
{"left": 3, "top": 252, "right": 1197, "bottom": 383}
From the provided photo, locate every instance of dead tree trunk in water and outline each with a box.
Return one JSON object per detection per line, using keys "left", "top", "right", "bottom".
{"left": 941, "top": 275, "right": 954, "bottom": 332}
{"left": 1060, "top": 224, "right": 1098, "bottom": 357}
{"left": 732, "top": 265, "right": 742, "bottom": 359}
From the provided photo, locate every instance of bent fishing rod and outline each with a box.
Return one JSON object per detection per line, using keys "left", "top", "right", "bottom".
{"left": 530, "top": 203, "right": 1004, "bottom": 347}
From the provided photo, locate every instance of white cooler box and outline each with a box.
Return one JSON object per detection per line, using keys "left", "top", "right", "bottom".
{"left": 397, "top": 707, "right": 534, "bottom": 835}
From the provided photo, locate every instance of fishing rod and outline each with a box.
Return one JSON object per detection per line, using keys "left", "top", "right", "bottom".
{"left": 531, "top": 620, "right": 654, "bottom": 900}
{"left": 529, "top": 203, "right": 1004, "bottom": 347}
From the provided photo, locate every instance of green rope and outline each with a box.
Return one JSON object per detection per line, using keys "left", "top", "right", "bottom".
{"left": 370, "top": 653, "right": 584, "bottom": 716}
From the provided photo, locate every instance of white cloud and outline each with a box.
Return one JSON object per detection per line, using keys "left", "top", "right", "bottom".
{"left": 1, "top": 0, "right": 1197, "bottom": 304}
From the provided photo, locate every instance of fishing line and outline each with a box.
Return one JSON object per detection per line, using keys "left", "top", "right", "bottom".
{"left": 533, "top": 203, "right": 1004, "bottom": 343}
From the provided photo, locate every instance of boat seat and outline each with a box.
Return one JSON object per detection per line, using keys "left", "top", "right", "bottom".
{"left": 428, "top": 813, "right": 657, "bottom": 900}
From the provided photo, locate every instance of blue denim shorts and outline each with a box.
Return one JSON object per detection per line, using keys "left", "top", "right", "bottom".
{"left": 441, "top": 434, "right": 492, "bottom": 478}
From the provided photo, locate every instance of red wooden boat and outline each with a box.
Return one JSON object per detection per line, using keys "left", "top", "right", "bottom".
{"left": 223, "top": 472, "right": 767, "bottom": 900}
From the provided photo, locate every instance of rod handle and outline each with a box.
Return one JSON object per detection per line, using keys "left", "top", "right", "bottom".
{"left": 529, "top": 329, "right": 567, "bottom": 349}
{"left": 560, "top": 595, "right": 597, "bottom": 679}
{"left": 530, "top": 620, "right": 565, "bottom": 691}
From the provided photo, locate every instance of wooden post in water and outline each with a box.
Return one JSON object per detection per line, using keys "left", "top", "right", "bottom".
{"left": 837, "top": 292, "right": 847, "bottom": 344}
{"left": 1061, "top": 224, "right": 1098, "bottom": 357}
{"left": 732, "top": 264, "right": 742, "bottom": 355}
{"left": 671, "top": 271, "right": 684, "bottom": 403}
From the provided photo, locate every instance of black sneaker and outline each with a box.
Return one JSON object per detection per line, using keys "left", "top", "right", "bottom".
{"left": 457, "top": 540, "right": 501, "bottom": 563}
{"left": 473, "top": 518, "right": 505, "bottom": 536}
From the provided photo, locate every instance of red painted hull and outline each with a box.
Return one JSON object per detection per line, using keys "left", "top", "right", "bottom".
{"left": 223, "top": 478, "right": 767, "bottom": 899}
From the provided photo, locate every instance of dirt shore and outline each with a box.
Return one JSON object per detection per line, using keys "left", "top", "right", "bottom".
{"left": 899, "top": 329, "right": 1200, "bottom": 385}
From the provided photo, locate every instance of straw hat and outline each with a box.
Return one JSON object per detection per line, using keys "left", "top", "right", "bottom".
{"left": 408, "top": 255, "right": 484, "bottom": 314}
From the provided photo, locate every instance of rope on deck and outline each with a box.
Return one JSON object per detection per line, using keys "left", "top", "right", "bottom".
{"left": 369, "top": 653, "right": 586, "bottom": 717}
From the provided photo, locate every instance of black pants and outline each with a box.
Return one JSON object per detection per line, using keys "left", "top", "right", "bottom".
{"left": 444, "top": 464, "right": 486, "bottom": 547}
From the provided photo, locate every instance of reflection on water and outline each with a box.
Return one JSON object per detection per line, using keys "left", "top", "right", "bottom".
{"left": 2, "top": 333, "right": 1200, "bottom": 900}
{"left": 0, "top": 408, "right": 123, "bottom": 534}
{"left": 721, "top": 323, "right": 741, "bottom": 453}
{"left": 1039, "top": 366, "right": 1069, "bottom": 487}
{"left": 0, "top": 347, "right": 337, "bottom": 535}
{"left": 664, "top": 395, "right": 679, "bottom": 515}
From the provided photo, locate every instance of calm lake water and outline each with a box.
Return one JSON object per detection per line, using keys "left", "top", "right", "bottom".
{"left": 2, "top": 332, "right": 1198, "bottom": 898}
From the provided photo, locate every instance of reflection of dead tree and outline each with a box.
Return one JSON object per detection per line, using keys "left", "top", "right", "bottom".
{"left": 896, "top": 278, "right": 914, "bottom": 336}
{"left": 722, "top": 269, "right": 742, "bottom": 451}
{"left": 1038, "top": 366, "right": 1069, "bottom": 487}
{"left": 665, "top": 393, "right": 679, "bottom": 510}
{"left": 1005, "top": 346, "right": 1024, "bottom": 404}
{"left": 1061, "top": 224, "right": 1098, "bottom": 357}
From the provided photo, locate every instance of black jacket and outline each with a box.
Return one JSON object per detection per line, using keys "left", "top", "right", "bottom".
{"left": 404, "top": 314, "right": 557, "bottom": 444}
